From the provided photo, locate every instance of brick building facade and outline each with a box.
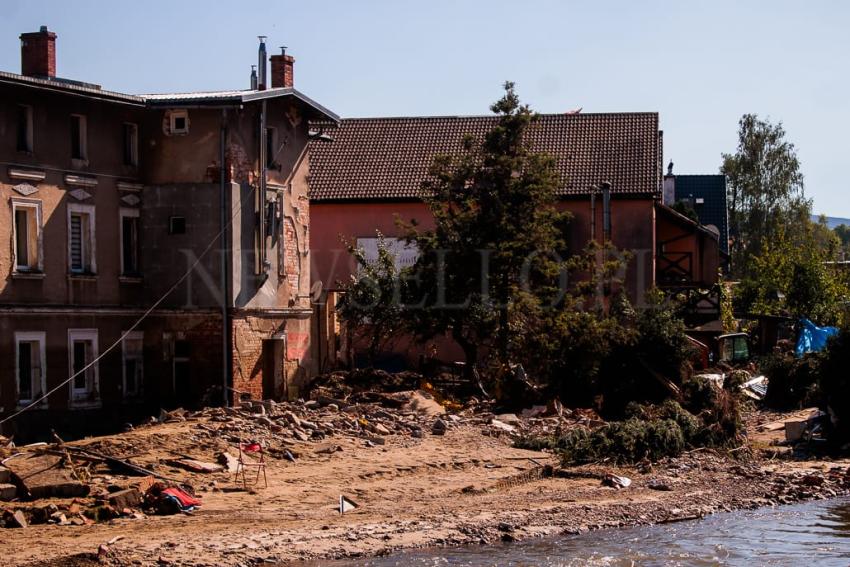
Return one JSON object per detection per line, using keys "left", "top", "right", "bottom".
{"left": 0, "top": 28, "right": 337, "bottom": 439}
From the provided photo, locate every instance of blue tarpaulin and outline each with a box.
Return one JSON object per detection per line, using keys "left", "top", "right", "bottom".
{"left": 795, "top": 318, "right": 839, "bottom": 357}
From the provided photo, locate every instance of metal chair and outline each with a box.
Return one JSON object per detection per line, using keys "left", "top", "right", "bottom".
{"left": 235, "top": 439, "right": 268, "bottom": 489}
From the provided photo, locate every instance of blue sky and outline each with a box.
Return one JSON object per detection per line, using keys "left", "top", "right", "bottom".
{"left": 2, "top": 1, "right": 848, "bottom": 216}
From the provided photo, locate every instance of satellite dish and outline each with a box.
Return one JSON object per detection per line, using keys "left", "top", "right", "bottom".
{"left": 310, "top": 280, "right": 324, "bottom": 303}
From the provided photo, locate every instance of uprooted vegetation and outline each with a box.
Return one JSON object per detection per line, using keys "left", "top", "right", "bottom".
{"left": 515, "top": 379, "right": 745, "bottom": 465}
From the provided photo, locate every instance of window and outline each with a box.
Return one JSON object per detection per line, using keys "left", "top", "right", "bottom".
{"left": 169, "top": 216, "right": 186, "bottom": 235}
{"left": 70, "top": 114, "right": 87, "bottom": 160}
{"left": 68, "top": 329, "right": 99, "bottom": 406}
{"left": 122, "top": 331, "right": 144, "bottom": 398}
{"left": 123, "top": 123, "right": 138, "bottom": 166}
{"left": 169, "top": 110, "right": 189, "bottom": 134}
{"left": 68, "top": 203, "right": 96, "bottom": 274}
{"left": 16, "top": 105, "right": 33, "bottom": 153}
{"left": 120, "top": 208, "right": 140, "bottom": 276}
{"left": 12, "top": 199, "right": 42, "bottom": 272}
{"left": 15, "top": 332, "right": 46, "bottom": 407}
{"left": 355, "top": 237, "right": 419, "bottom": 272}
{"left": 265, "top": 127, "right": 276, "bottom": 167}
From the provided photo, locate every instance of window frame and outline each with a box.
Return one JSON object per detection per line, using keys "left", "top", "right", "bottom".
{"left": 70, "top": 114, "right": 88, "bottom": 161}
{"left": 16, "top": 104, "right": 33, "bottom": 153}
{"left": 11, "top": 198, "right": 43, "bottom": 273}
{"left": 67, "top": 202, "right": 97, "bottom": 275}
{"left": 14, "top": 331, "right": 47, "bottom": 408}
{"left": 169, "top": 110, "right": 189, "bottom": 135}
{"left": 169, "top": 215, "right": 186, "bottom": 235}
{"left": 122, "top": 122, "right": 139, "bottom": 167}
{"left": 67, "top": 328, "right": 100, "bottom": 408}
{"left": 119, "top": 208, "right": 141, "bottom": 277}
{"left": 121, "top": 330, "right": 144, "bottom": 399}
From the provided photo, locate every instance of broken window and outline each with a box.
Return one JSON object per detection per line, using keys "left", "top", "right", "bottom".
{"left": 68, "top": 204, "right": 95, "bottom": 274}
{"left": 17, "top": 105, "right": 33, "bottom": 153}
{"left": 123, "top": 123, "right": 138, "bottom": 166}
{"left": 70, "top": 114, "right": 87, "bottom": 160}
{"left": 12, "top": 200, "right": 42, "bottom": 272}
{"left": 120, "top": 209, "right": 140, "bottom": 276}
{"left": 69, "top": 329, "right": 99, "bottom": 406}
{"left": 15, "top": 332, "right": 46, "bottom": 406}
{"left": 122, "top": 331, "right": 144, "bottom": 398}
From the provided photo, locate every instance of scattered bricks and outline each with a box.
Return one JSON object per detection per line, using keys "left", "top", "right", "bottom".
{"left": 0, "top": 484, "right": 17, "bottom": 501}
{"left": 3, "top": 509, "right": 27, "bottom": 528}
{"left": 107, "top": 488, "right": 142, "bottom": 510}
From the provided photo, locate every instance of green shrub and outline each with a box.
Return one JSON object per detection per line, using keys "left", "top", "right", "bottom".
{"left": 557, "top": 418, "right": 686, "bottom": 465}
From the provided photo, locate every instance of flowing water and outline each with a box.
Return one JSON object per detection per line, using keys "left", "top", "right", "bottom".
{"left": 321, "top": 498, "right": 850, "bottom": 566}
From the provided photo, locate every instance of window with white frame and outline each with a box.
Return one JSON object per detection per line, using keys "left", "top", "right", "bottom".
{"left": 122, "top": 331, "right": 144, "bottom": 398}
{"left": 123, "top": 122, "right": 138, "bottom": 167}
{"left": 68, "top": 329, "right": 99, "bottom": 406}
{"left": 68, "top": 203, "right": 96, "bottom": 274}
{"left": 15, "top": 332, "right": 46, "bottom": 407}
{"left": 12, "top": 199, "right": 43, "bottom": 273}
{"left": 70, "top": 114, "right": 87, "bottom": 160}
{"left": 169, "top": 110, "right": 189, "bottom": 135}
{"left": 120, "top": 208, "right": 140, "bottom": 276}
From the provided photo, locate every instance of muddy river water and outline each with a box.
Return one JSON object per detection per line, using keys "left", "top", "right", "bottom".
{"left": 323, "top": 497, "right": 850, "bottom": 566}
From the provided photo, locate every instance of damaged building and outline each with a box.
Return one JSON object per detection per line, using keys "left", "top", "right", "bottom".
{"left": 0, "top": 28, "right": 337, "bottom": 438}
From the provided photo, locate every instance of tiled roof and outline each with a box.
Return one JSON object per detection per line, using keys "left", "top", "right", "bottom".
{"left": 674, "top": 175, "right": 729, "bottom": 253}
{"left": 309, "top": 113, "right": 661, "bottom": 201}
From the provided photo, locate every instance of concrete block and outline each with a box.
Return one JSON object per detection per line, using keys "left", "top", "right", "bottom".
{"left": 0, "top": 483, "right": 18, "bottom": 500}
{"left": 4, "top": 453, "right": 89, "bottom": 499}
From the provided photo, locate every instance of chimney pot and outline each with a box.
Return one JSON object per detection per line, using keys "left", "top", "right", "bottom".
{"left": 20, "top": 26, "right": 57, "bottom": 78}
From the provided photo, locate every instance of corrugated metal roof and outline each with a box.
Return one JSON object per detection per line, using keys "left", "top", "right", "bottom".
{"left": 309, "top": 113, "right": 662, "bottom": 201}
{"left": 0, "top": 70, "right": 144, "bottom": 104}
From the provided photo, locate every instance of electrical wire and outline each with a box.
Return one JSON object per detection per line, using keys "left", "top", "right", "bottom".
{"left": 0, "top": 183, "right": 257, "bottom": 426}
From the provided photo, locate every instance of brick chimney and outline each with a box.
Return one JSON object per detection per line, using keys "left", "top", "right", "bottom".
{"left": 20, "top": 26, "right": 57, "bottom": 78}
{"left": 270, "top": 47, "right": 294, "bottom": 88}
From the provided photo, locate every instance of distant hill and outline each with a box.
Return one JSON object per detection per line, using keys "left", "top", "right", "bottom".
{"left": 812, "top": 215, "right": 850, "bottom": 230}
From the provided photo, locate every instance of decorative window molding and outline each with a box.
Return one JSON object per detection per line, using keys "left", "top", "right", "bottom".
{"left": 9, "top": 168, "right": 46, "bottom": 182}
{"left": 68, "top": 189, "right": 92, "bottom": 201}
{"left": 12, "top": 183, "right": 39, "bottom": 197}
{"left": 121, "top": 194, "right": 141, "bottom": 207}
{"left": 64, "top": 174, "right": 98, "bottom": 188}
{"left": 15, "top": 331, "right": 47, "bottom": 408}
{"left": 67, "top": 202, "right": 96, "bottom": 275}
{"left": 11, "top": 198, "right": 44, "bottom": 274}
{"left": 116, "top": 181, "right": 143, "bottom": 193}
{"left": 68, "top": 329, "right": 100, "bottom": 408}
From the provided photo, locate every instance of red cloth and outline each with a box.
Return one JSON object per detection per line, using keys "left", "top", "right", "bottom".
{"left": 242, "top": 442, "right": 262, "bottom": 453}
{"left": 162, "top": 487, "right": 202, "bottom": 508}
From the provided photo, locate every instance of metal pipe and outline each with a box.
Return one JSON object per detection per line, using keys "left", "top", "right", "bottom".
{"left": 259, "top": 99, "right": 268, "bottom": 274}
{"left": 219, "top": 108, "right": 231, "bottom": 406}
{"left": 257, "top": 36, "right": 267, "bottom": 91}
{"left": 601, "top": 181, "right": 611, "bottom": 241}
{"left": 590, "top": 189, "right": 597, "bottom": 243}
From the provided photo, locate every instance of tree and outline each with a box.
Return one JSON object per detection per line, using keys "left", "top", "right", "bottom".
{"left": 722, "top": 114, "right": 810, "bottom": 276}
{"left": 401, "top": 82, "right": 571, "bottom": 370}
{"left": 336, "top": 234, "right": 410, "bottom": 366}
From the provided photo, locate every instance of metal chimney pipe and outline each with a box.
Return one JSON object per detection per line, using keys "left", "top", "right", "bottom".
{"left": 601, "top": 181, "right": 612, "bottom": 241}
{"left": 250, "top": 65, "right": 258, "bottom": 90}
{"left": 257, "top": 36, "right": 267, "bottom": 90}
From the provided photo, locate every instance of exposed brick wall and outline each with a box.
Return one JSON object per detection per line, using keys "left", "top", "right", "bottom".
{"left": 230, "top": 313, "right": 312, "bottom": 403}
{"left": 270, "top": 54, "right": 295, "bottom": 89}
{"left": 20, "top": 27, "right": 57, "bottom": 78}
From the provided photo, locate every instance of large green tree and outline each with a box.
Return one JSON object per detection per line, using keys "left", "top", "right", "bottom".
{"left": 402, "top": 82, "right": 571, "bottom": 370}
{"left": 722, "top": 114, "right": 811, "bottom": 276}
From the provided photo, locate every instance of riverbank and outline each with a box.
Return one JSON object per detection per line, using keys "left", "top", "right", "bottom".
{"left": 3, "top": 404, "right": 850, "bottom": 566}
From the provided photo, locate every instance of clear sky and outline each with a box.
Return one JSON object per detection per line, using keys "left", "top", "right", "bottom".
{"left": 2, "top": 1, "right": 848, "bottom": 216}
